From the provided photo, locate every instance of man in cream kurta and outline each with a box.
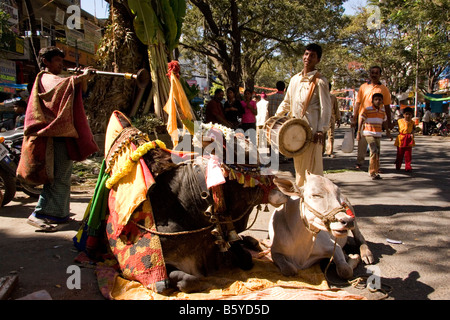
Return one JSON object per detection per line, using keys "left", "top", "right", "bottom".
{"left": 275, "top": 43, "right": 331, "bottom": 186}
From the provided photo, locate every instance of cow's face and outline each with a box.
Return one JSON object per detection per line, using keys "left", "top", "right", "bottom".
{"left": 272, "top": 171, "right": 355, "bottom": 238}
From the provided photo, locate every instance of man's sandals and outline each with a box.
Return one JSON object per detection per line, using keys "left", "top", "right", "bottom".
{"left": 27, "top": 214, "right": 71, "bottom": 232}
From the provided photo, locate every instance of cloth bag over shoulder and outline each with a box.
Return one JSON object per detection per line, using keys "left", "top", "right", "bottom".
{"left": 341, "top": 128, "right": 354, "bottom": 153}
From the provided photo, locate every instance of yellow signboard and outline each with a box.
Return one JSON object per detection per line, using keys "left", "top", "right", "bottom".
{"left": 55, "top": 41, "right": 97, "bottom": 66}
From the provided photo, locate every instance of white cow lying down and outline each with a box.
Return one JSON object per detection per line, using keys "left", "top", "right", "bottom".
{"left": 268, "top": 172, "right": 374, "bottom": 279}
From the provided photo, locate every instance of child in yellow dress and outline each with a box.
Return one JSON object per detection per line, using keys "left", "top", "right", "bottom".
{"left": 394, "top": 107, "right": 415, "bottom": 172}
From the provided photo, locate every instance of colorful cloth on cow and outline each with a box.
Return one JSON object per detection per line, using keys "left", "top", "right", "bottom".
{"left": 275, "top": 70, "right": 331, "bottom": 186}
{"left": 104, "top": 115, "right": 156, "bottom": 235}
{"left": 103, "top": 111, "right": 168, "bottom": 291}
{"left": 17, "top": 71, "right": 98, "bottom": 185}
{"left": 106, "top": 194, "right": 169, "bottom": 292}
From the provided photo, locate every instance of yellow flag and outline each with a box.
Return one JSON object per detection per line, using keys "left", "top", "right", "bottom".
{"left": 163, "top": 72, "right": 196, "bottom": 146}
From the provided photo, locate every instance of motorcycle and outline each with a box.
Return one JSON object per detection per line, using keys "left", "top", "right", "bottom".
{"left": 435, "top": 118, "right": 449, "bottom": 137}
{"left": 0, "top": 127, "right": 42, "bottom": 206}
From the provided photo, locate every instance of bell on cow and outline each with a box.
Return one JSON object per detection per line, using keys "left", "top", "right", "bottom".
{"left": 227, "top": 229, "right": 242, "bottom": 242}
{"left": 264, "top": 204, "right": 270, "bottom": 212}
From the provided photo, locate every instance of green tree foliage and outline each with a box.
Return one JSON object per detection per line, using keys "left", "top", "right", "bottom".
{"left": 128, "top": 0, "right": 187, "bottom": 120}
{"left": 334, "top": 0, "right": 449, "bottom": 97}
{"left": 378, "top": 0, "right": 450, "bottom": 94}
{"left": 181, "top": 0, "right": 346, "bottom": 91}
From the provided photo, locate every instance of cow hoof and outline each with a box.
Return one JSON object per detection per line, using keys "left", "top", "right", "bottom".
{"left": 272, "top": 253, "right": 298, "bottom": 276}
{"left": 277, "top": 263, "right": 298, "bottom": 277}
{"left": 336, "top": 263, "right": 353, "bottom": 279}
{"left": 281, "top": 268, "right": 298, "bottom": 277}
{"left": 360, "top": 244, "right": 374, "bottom": 264}
{"left": 347, "top": 253, "right": 361, "bottom": 270}
{"left": 169, "top": 270, "right": 208, "bottom": 293}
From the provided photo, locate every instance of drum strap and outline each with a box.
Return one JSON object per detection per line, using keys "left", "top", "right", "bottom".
{"left": 300, "top": 72, "right": 321, "bottom": 119}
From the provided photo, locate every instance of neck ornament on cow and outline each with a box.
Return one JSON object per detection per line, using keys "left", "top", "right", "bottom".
{"left": 106, "top": 140, "right": 167, "bottom": 189}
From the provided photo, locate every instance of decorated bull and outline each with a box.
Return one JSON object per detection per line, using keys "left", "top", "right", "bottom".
{"left": 268, "top": 172, "right": 374, "bottom": 279}
{"left": 78, "top": 111, "right": 279, "bottom": 293}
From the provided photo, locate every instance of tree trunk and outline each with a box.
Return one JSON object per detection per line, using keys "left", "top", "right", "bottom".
{"left": 229, "top": 0, "right": 242, "bottom": 89}
{"left": 191, "top": 0, "right": 243, "bottom": 90}
{"left": 83, "top": 0, "right": 148, "bottom": 134}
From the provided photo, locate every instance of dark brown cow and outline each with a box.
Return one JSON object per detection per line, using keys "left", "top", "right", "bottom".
{"left": 102, "top": 112, "right": 276, "bottom": 293}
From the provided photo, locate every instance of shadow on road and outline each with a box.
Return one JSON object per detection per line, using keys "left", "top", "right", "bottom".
{"left": 352, "top": 204, "right": 450, "bottom": 217}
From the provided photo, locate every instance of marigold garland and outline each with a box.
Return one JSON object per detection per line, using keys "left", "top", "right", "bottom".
{"left": 105, "top": 140, "right": 166, "bottom": 189}
{"left": 193, "top": 122, "right": 235, "bottom": 148}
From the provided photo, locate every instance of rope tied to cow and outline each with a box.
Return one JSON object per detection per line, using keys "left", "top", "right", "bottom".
{"left": 131, "top": 220, "right": 214, "bottom": 236}
{"left": 324, "top": 239, "right": 393, "bottom": 300}
{"left": 132, "top": 205, "right": 262, "bottom": 237}
{"left": 299, "top": 197, "right": 392, "bottom": 299}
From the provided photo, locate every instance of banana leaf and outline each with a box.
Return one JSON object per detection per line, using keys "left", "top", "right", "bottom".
{"left": 128, "top": 0, "right": 159, "bottom": 45}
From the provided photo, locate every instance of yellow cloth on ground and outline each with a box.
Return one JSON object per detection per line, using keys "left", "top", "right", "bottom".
{"left": 107, "top": 258, "right": 365, "bottom": 300}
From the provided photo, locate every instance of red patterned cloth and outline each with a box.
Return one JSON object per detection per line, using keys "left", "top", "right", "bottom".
{"left": 102, "top": 111, "right": 168, "bottom": 292}
{"left": 106, "top": 189, "right": 168, "bottom": 291}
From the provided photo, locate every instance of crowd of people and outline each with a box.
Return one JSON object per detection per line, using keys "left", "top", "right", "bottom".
{"left": 205, "top": 85, "right": 282, "bottom": 147}
{"left": 8, "top": 43, "right": 447, "bottom": 233}
{"left": 204, "top": 44, "right": 347, "bottom": 186}
{"left": 203, "top": 43, "right": 444, "bottom": 186}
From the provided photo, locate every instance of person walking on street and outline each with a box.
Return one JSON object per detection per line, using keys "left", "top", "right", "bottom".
{"left": 395, "top": 107, "right": 415, "bottom": 172}
{"left": 352, "top": 66, "right": 392, "bottom": 170}
{"left": 18, "top": 46, "right": 98, "bottom": 232}
{"left": 324, "top": 83, "right": 341, "bottom": 157}
{"left": 357, "top": 93, "right": 392, "bottom": 180}
{"left": 256, "top": 92, "right": 269, "bottom": 148}
{"left": 275, "top": 43, "right": 331, "bottom": 186}
{"left": 267, "top": 81, "right": 286, "bottom": 118}
{"left": 422, "top": 106, "right": 432, "bottom": 135}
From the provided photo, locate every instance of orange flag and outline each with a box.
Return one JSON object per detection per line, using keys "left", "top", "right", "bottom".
{"left": 163, "top": 63, "right": 196, "bottom": 146}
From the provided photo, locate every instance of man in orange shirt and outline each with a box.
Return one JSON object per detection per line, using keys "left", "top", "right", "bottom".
{"left": 351, "top": 66, "right": 392, "bottom": 169}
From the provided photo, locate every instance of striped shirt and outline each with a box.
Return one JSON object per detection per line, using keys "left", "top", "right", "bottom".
{"left": 360, "top": 105, "right": 386, "bottom": 137}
